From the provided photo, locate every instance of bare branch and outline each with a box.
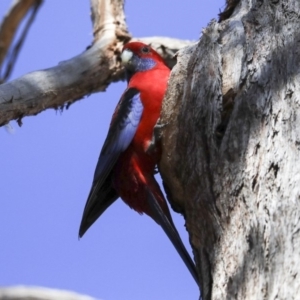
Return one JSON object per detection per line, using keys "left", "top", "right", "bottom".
{"left": 0, "top": 0, "right": 43, "bottom": 82}
{"left": 0, "top": 286, "right": 99, "bottom": 300}
{"left": 90, "top": 0, "right": 129, "bottom": 43}
{"left": 0, "top": 35, "right": 122, "bottom": 126}
{"left": 0, "top": 3, "right": 193, "bottom": 127}
{"left": 0, "top": 0, "right": 130, "bottom": 126}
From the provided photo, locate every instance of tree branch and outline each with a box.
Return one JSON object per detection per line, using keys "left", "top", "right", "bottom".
{"left": 0, "top": 0, "right": 193, "bottom": 126}
{"left": 0, "top": 0, "right": 43, "bottom": 82}
{"left": 0, "top": 286, "right": 98, "bottom": 300}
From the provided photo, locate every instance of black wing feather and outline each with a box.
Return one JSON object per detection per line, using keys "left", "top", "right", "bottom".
{"left": 145, "top": 187, "right": 199, "bottom": 285}
{"left": 79, "top": 88, "right": 143, "bottom": 237}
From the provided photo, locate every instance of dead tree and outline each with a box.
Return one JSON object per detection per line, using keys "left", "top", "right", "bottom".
{"left": 1, "top": 0, "right": 300, "bottom": 299}
{"left": 159, "top": 0, "right": 300, "bottom": 298}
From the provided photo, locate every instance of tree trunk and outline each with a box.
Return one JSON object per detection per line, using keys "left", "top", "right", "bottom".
{"left": 159, "top": 0, "right": 300, "bottom": 299}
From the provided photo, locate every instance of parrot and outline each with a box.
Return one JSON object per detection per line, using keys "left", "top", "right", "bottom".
{"left": 79, "top": 42, "right": 198, "bottom": 284}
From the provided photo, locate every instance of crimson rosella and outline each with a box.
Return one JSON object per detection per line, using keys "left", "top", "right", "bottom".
{"left": 79, "top": 42, "right": 198, "bottom": 284}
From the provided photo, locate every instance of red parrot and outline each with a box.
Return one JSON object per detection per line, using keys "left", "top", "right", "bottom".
{"left": 79, "top": 42, "right": 198, "bottom": 284}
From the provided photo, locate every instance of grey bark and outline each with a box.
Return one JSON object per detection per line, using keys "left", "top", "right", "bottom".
{"left": 0, "top": 0, "right": 192, "bottom": 126}
{"left": 159, "top": 0, "right": 300, "bottom": 299}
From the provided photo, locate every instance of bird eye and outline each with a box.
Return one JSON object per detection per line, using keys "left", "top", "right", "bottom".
{"left": 141, "top": 46, "right": 150, "bottom": 53}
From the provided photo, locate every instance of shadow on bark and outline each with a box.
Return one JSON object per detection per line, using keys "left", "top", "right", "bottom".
{"left": 161, "top": 1, "right": 300, "bottom": 298}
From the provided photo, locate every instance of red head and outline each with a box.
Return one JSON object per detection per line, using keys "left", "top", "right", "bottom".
{"left": 121, "top": 42, "right": 168, "bottom": 82}
{"left": 122, "top": 42, "right": 166, "bottom": 66}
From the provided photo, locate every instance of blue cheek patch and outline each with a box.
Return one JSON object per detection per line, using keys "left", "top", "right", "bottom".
{"left": 137, "top": 58, "right": 157, "bottom": 71}
{"left": 125, "top": 57, "right": 157, "bottom": 82}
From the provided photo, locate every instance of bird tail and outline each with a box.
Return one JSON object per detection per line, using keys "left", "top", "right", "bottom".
{"left": 79, "top": 175, "right": 118, "bottom": 238}
{"left": 145, "top": 186, "right": 199, "bottom": 285}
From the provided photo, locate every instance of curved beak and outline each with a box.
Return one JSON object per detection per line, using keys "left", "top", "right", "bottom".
{"left": 121, "top": 49, "right": 133, "bottom": 65}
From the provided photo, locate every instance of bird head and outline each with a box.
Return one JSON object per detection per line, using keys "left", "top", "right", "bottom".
{"left": 121, "top": 42, "right": 167, "bottom": 81}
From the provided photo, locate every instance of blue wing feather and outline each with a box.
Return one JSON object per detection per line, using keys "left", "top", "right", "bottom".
{"left": 79, "top": 88, "right": 143, "bottom": 237}
{"left": 93, "top": 87, "right": 143, "bottom": 181}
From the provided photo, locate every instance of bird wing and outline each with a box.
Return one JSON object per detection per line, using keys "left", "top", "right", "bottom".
{"left": 79, "top": 88, "right": 143, "bottom": 237}
{"left": 94, "top": 87, "right": 143, "bottom": 182}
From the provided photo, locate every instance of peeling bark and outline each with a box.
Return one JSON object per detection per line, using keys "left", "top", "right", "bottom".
{"left": 160, "top": 0, "right": 300, "bottom": 299}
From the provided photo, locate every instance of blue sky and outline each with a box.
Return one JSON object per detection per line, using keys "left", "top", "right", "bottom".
{"left": 0, "top": 1, "right": 224, "bottom": 299}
